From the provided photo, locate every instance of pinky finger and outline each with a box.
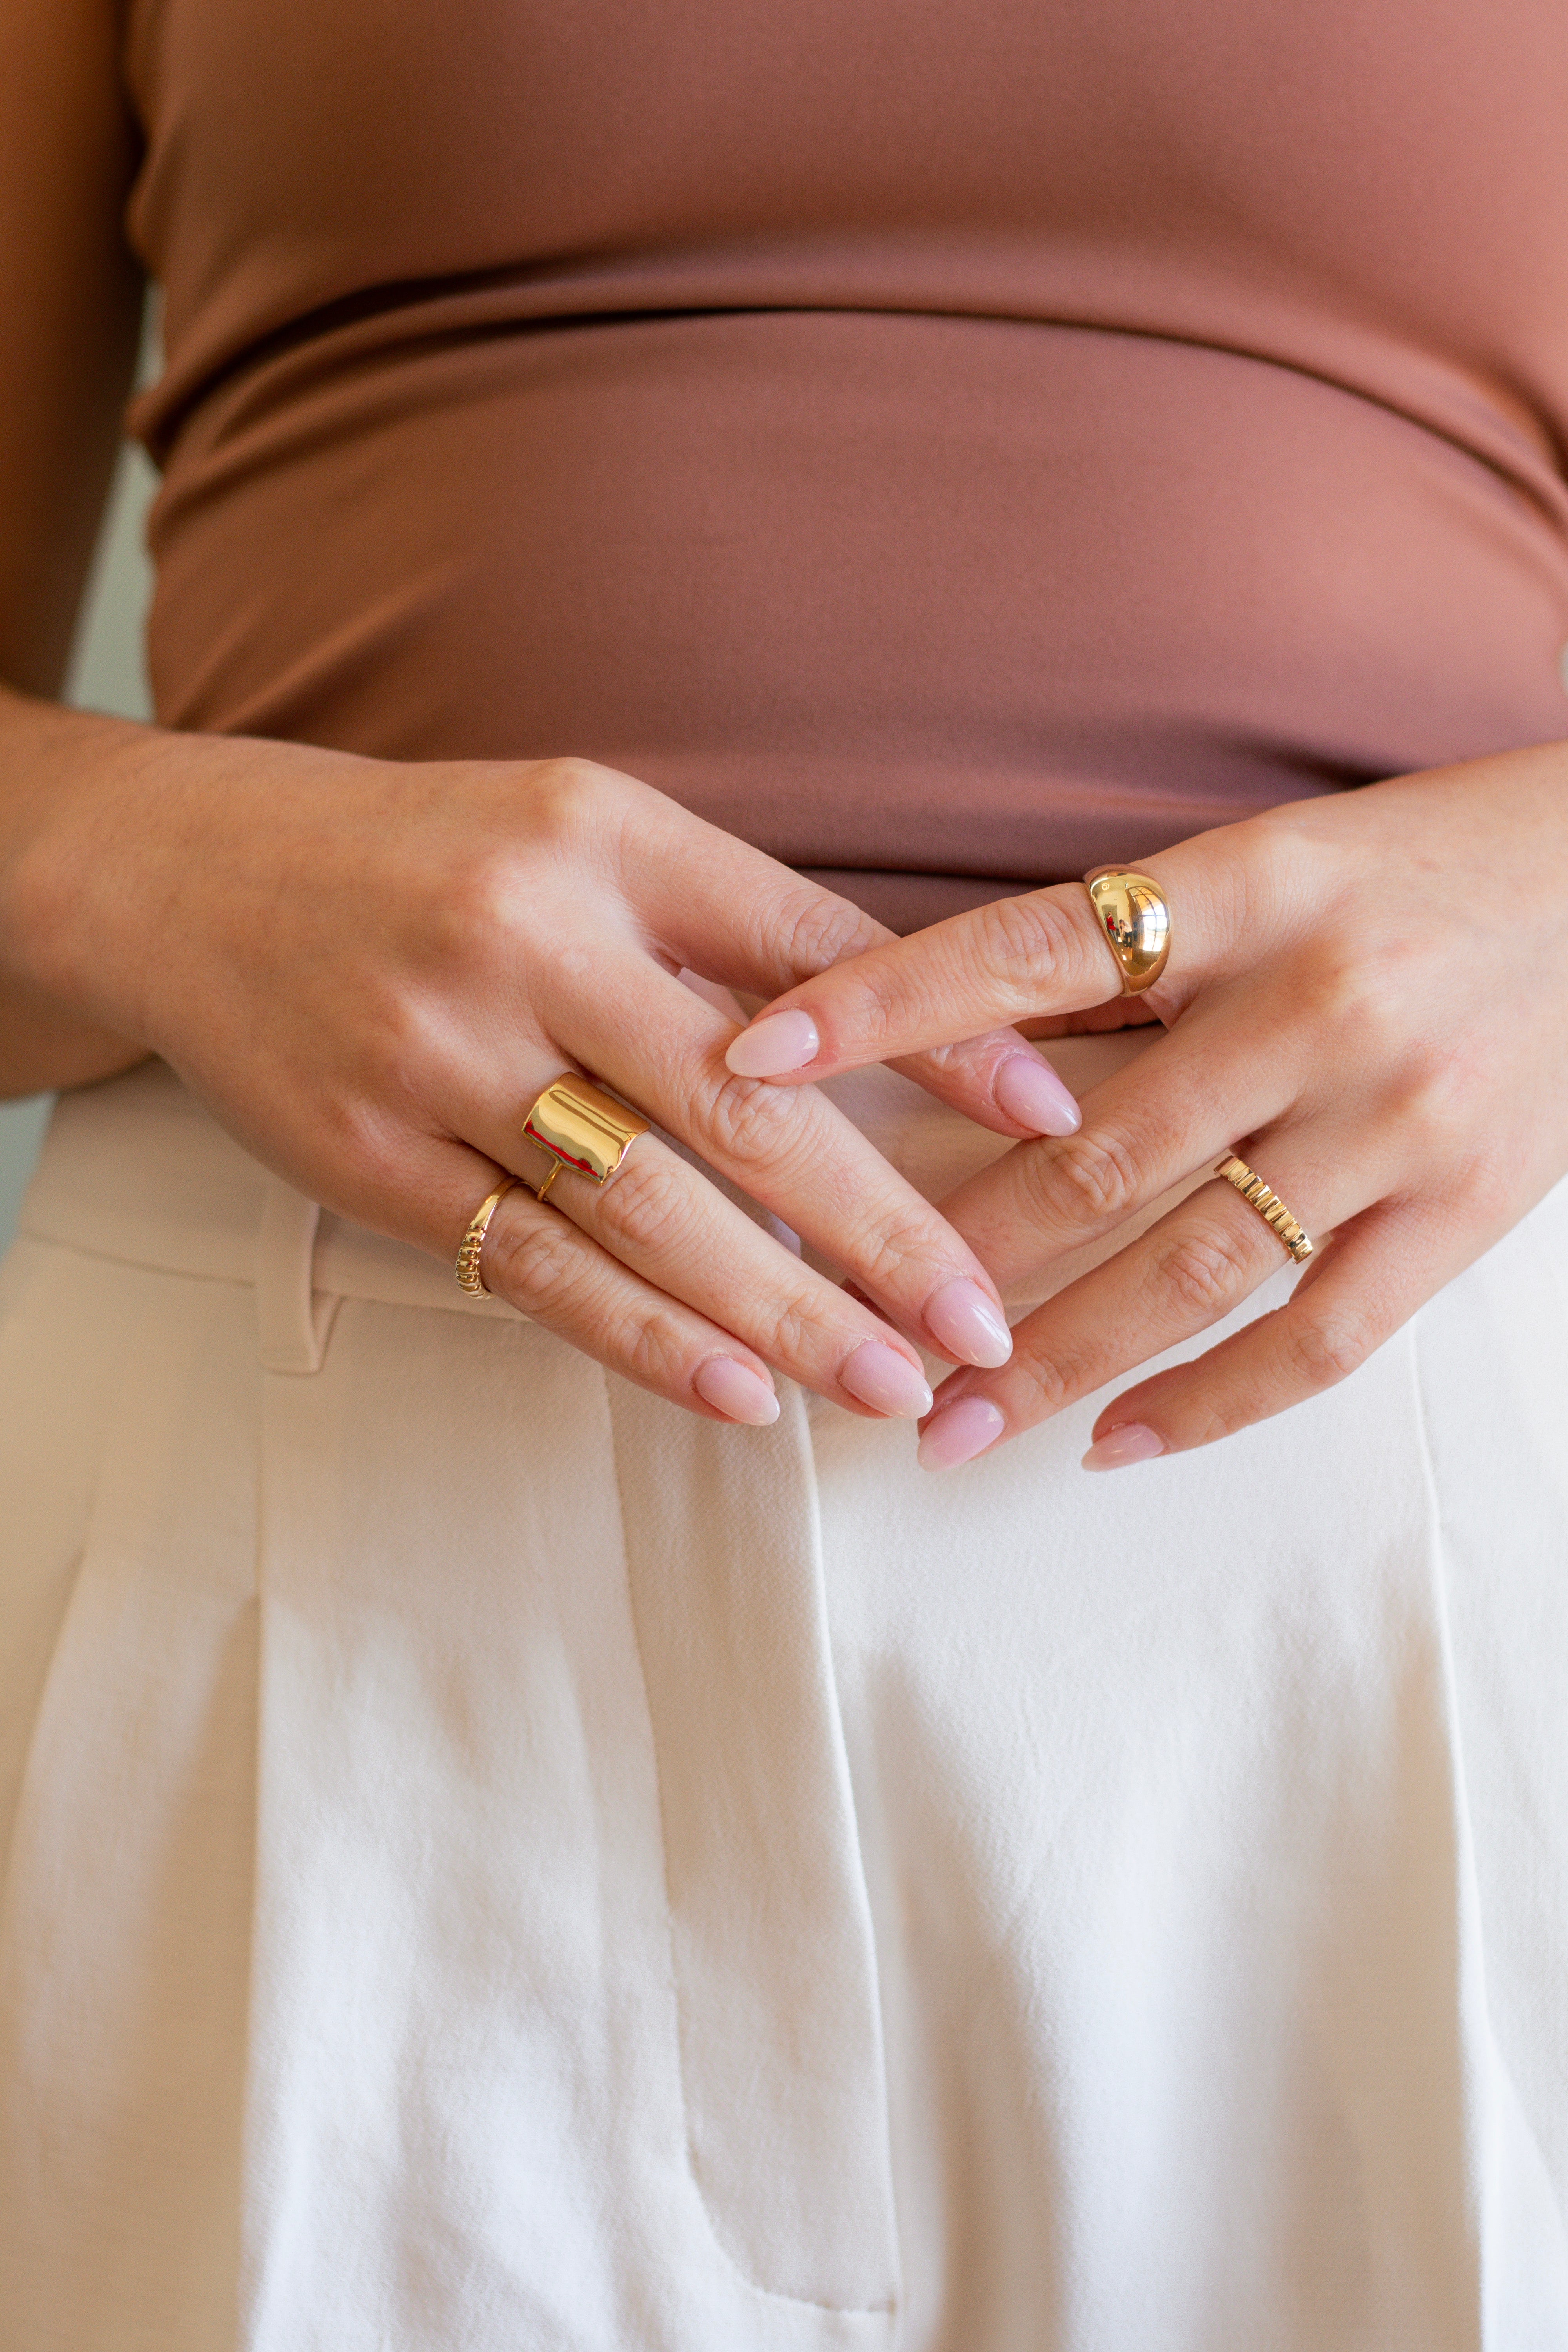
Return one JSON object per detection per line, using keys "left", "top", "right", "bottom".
{"left": 1079, "top": 1196, "right": 1454, "bottom": 1468}
{"left": 480, "top": 1180, "right": 784, "bottom": 1427}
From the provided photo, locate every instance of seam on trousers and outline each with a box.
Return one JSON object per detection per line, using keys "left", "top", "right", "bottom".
{"left": 601, "top": 1365, "right": 899, "bottom": 2323}
{"left": 1406, "top": 1311, "right": 1568, "bottom": 2342}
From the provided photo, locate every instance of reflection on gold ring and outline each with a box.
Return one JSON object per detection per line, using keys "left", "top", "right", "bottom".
{"left": 522, "top": 1071, "right": 651, "bottom": 1187}
{"left": 1084, "top": 868, "right": 1172, "bottom": 993}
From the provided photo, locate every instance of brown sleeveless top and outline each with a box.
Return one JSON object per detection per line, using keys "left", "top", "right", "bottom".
{"left": 123, "top": 0, "right": 1568, "bottom": 928}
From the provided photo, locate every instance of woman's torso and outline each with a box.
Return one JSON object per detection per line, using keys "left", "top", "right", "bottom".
{"left": 125, "top": 0, "right": 1568, "bottom": 926}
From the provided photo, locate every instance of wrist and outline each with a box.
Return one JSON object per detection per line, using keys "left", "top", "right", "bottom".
{"left": 0, "top": 688, "right": 168, "bottom": 1032}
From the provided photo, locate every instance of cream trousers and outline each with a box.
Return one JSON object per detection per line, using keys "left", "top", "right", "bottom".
{"left": 2, "top": 1048, "right": 1567, "bottom": 2351}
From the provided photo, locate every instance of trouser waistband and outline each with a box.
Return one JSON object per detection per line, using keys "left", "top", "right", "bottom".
{"left": 15, "top": 1032, "right": 1163, "bottom": 1374}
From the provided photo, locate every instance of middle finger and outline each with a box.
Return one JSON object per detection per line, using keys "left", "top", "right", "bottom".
{"left": 558, "top": 956, "right": 1020, "bottom": 1368}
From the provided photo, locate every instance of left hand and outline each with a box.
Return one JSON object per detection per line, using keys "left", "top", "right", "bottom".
{"left": 723, "top": 744, "right": 1568, "bottom": 1468}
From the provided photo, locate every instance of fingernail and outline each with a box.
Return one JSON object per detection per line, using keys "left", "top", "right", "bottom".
{"left": 840, "top": 1339, "right": 935, "bottom": 1419}
{"left": 1080, "top": 1422, "right": 1165, "bottom": 1472}
{"left": 994, "top": 1053, "right": 1081, "bottom": 1137}
{"left": 924, "top": 1276, "right": 1013, "bottom": 1368}
{"left": 724, "top": 1010, "right": 821, "bottom": 1078}
{"left": 917, "top": 1394, "right": 1007, "bottom": 1470}
{"left": 694, "top": 1356, "right": 781, "bottom": 1426}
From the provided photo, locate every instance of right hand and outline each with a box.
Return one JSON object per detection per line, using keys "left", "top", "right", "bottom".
{"left": 11, "top": 734, "right": 1060, "bottom": 1425}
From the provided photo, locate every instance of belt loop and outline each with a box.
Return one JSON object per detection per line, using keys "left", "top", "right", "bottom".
{"left": 257, "top": 1178, "right": 341, "bottom": 1374}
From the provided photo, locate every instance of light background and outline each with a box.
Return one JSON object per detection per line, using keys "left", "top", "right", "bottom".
{"left": 0, "top": 416, "right": 158, "bottom": 1252}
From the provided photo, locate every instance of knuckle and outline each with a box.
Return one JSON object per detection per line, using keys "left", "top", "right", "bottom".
{"left": 1307, "top": 938, "right": 1409, "bottom": 1061}
{"left": 318, "top": 1086, "right": 399, "bottom": 1178}
{"left": 524, "top": 756, "right": 608, "bottom": 844}
{"left": 699, "top": 1071, "right": 806, "bottom": 1172}
{"left": 833, "top": 976, "right": 903, "bottom": 1054}
{"left": 1181, "top": 1393, "right": 1256, "bottom": 1448}
{"left": 435, "top": 763, "right": 624, "bottom": 971}
{"left": 846, "top": 1200, "right": 947, "bottom": 1295}
{"left": 359, "top": 998, "right": 451, "bottom": 1112}
{"left": 1025, "top": 1127, "right": 1143, "bottom": 1227}
{"left": 974, "top": 889, "right": 1090, "bottom": 992}
{"left": 779, "top": 891, "right": 882, "bottom": 976}
{"left": 436, "top": 842, "right": 530, "bottom": 952}
{"left": 623, "top": 1308, "right": 691, "bottom": 1391}
{"left": 1381, "top": 1040, "right": 1479, "bottom": 1158}
{"left": 1281, "top": 1310, "right": 1372, "bottom": 1388}
{"left": 1011, "top": 1334, "right": 1095, "bottom": 1416}
{"left": 486, "top": 1207, "right": 582, "bottom": 1316}
{"left": 599, "top": 1149, "right": 696, "bottom": 1256}
{"left": 1448, "top": 1147, "right": 1514, "bottom": 1229}
{"left": 920, "top": 1036, "right": 973, "bottom": 1078}
{"left": 417, "top": 758, "right": 627, "bottom": 972}
{"left": 1152, "top": 1219, "right": 1258, "bottom": 1323}
{"left": 761, "top": 1296, "right": 814, "bottom": 1367}
{"left": 509, "top": 757, "right": 628, "bottom": 888}
{"left": 314, "top": 1092, "right": 427, "bottom": 1223}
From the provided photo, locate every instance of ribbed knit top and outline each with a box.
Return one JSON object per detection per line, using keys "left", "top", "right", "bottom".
{"left": 124, "top": 0, "right": 1568, "bottom": 926}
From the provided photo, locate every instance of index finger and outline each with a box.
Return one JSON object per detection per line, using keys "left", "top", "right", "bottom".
{"left": 637, "top": 815, "right": 1093, "bottom": 1136}
{"left": 724, "top": 882, "right": 1126, "bottom": 1083}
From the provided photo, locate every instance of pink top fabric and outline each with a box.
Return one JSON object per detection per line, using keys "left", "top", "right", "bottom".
{"left": 123, "top": 0, "right": 1568, "bottom": 927}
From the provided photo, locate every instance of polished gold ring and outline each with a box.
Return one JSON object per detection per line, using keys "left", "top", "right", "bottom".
{"left": 1215, "top": 1153, "right": 1315, "bottom": 1264}
{"left": 455, "top": 1177, "right": 519, "bottom": 1297}
{"left": 523, "top": 1071, "right": 650, "bottom": 1199}
{"left": 1084, "top": 868, "right": 1172, "bottom": 994}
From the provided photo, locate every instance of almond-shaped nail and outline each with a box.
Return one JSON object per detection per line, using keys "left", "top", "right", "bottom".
{"left": 917, "top": 1394, "right": 1006, "bottom": 1470}
{"left": 994, "top": 1053, "right": 1081, "bottom": 1137}
{"left": 724, "top": 1010, "right": 821, "bottom": 1078}
{"left": 694, "top": 1356, "right": 781, "bottom": 1425}
{"left": 840, "top": 1339, "right": 934, "bottom": 1419}
{"left": 924, "top": 1276, "right": 1013, "bottom": 1368}
{"left": 1080, "top": 1422, "right": 1165, "bottom": 1472}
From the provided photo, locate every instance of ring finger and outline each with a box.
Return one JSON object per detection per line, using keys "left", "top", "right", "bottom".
{"left": 474, "top": 1166, "right": 788, "bottom": 1425}
{"left": 913, "top": 1136, "right": 1361, "bottom": 1466}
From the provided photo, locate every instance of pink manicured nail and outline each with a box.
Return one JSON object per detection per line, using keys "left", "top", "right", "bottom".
{"left": 840, "top": 1339, "right": 935, "bottom": 1419}
{"left": 1080, "top": 1422, "right": 1165, "bottom": 1472}
{"left": 724, "top": 1010, "right": 821, "bottom": 1078}
{"left": 694, "top": 1356, "right": 781, "bottom": 1426}
{"left": 918, "top": 1394, "right": 1006, "bottom": 1470}
{"left": 994, "top": 1053, "right": 1082, "bottom": 1137}
{"left": 924, "top": 1277, "right": 1013, "bottom": 1368}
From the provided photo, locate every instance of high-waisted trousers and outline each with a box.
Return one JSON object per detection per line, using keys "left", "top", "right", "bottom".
{"left": 2, "top": 1045, "right": 1567, "bottom": 2352}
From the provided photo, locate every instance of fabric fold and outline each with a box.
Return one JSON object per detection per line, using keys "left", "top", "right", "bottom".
{"left": 606, "top": 1376, "right": 899, "bottom": 2315}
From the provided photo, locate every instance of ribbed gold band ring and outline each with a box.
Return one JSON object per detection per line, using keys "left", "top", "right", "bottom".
{"left": 455, "top": 1177, "right": 519, "bottom": 1297}
{"left": 1214, "top": 1153, "right": 1315, "bottom": 1264}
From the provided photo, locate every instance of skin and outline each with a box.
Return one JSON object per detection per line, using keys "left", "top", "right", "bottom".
{"left": 728, "top": 750, "right": 1568, "bottom": 1467}
{"left": 11, "top": 5, "right": 1562, "bottom": 1459}
{"left": 0, "top": 0, "right": 1069, "bottom": 1430}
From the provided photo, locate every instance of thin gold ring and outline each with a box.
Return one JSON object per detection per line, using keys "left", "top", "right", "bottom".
{"left": 522, "top": 1071, "right": 650, "bottom": 1193}
{"left": 1084, "top": 868, "right": 1172, "bottom": 993}
{"left": 455, "top": 1177, "right": 519, "bottom": 1297}
{"left": 1214, "top": 1152, "right": 1315, "bottom": 1263}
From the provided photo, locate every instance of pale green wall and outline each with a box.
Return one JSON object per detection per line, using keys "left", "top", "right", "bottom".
{"left": 0, "top": 425, "right": 156, "bottom": 1253}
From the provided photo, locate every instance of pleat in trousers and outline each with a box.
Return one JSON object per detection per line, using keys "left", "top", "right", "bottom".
{"left": 3, "top": 1045, "right": 1568, "bottom": 2350}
